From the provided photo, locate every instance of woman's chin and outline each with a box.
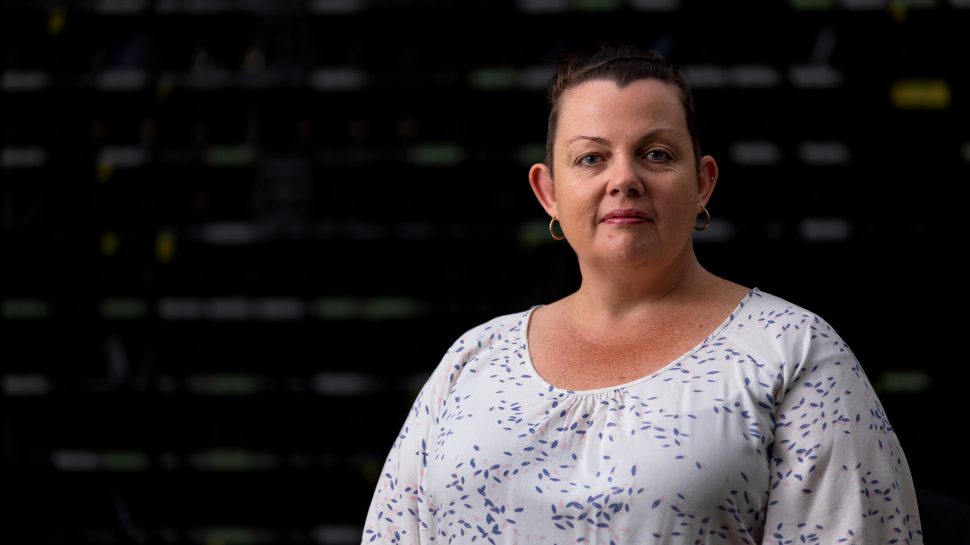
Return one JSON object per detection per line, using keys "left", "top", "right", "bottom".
{"left": 586, "top": 244, "right": 658, "bottom": 265}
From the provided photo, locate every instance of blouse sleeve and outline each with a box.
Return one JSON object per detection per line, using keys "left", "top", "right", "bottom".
{"left": 361, "top": 335, "right": 465, "bottom": 545}
{"left": 763, "top": 319, "right": 924, "bottom": 545}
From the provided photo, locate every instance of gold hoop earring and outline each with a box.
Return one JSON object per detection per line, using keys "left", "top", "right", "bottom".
{"left": 549, "top": 215, "right": 566, "bottom": 240}
{"left": 694, "top": 206, "right": 711, "bottom": 231}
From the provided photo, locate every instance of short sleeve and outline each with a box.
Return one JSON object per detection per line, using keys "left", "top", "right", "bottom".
{"left": 763, "top": 319, "right": 923, "bottom": 545}
{"left": 360, "top": 335, "right": 466, "bottom": 545}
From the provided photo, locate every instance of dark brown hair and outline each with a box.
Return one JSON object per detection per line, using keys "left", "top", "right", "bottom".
{"left": 543, "top": 43, "right": 702, "bottom": 176}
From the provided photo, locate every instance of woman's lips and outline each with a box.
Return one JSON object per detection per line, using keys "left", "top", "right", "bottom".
{"left": 602, "top": 208, "right": 650, "bottom": 222}
{"left": 603, "top": 217, "right": 649, "bottom": 224}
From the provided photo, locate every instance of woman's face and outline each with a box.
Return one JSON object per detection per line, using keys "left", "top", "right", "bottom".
{"left": 529, "top": 78, "right": 717, "bottom": 270}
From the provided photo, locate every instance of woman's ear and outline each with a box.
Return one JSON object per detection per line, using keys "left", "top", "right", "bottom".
{"left": 697, "top": 155, "right": 719, "bottom": 208}
{"left": 529, "top": 162, "right": 558, "bottom": 217}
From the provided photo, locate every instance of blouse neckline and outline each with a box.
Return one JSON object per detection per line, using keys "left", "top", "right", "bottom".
{"left": 522, "top": 286, "right": 760, "bottom": 396}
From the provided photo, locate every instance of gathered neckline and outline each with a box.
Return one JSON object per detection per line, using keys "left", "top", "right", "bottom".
{"left": 521, "top": 286, "right": 760, "bottom": 396}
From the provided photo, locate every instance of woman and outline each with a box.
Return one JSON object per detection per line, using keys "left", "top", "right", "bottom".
{"left": 362, "top": 44, "right": 923, "bottom": 544}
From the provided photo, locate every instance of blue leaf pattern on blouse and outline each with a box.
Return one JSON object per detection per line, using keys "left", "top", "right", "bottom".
{"left": 361, "top": 287, "right": 923, "bottom": 544}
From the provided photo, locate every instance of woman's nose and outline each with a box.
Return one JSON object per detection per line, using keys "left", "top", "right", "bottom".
{"left": 608, "top": 156, "right": 645, "bottom": 196}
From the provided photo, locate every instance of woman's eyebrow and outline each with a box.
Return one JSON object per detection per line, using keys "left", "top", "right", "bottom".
{"left": 566, "top": 128, "right": 679, "bottom": 148}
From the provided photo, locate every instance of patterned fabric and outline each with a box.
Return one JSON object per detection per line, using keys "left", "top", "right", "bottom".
{"left": 361, "top": 287, "right": 923, "bottom": 544}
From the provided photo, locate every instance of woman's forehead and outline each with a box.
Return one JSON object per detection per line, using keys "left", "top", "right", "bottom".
{"left": 557, "top": 79, "right": 687, "bottom": 143}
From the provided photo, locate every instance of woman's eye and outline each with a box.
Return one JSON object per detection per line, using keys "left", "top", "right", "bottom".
{"left": 645, "top": 149, "right": 670, "bottom": 161}
{"left": 578, "top": 154, "right": 600, "bottom": 166}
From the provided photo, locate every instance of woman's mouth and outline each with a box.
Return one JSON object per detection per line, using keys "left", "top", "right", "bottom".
{"left": 602, "top": 208, "right": 650, "bottom": 223}
{"left": 602, "top": 217, "right": 649, "bottom": 224}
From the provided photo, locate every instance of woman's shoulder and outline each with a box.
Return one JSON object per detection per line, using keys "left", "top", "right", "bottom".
{"left": 731, "top": 287, "right": 857, "bottom": 379}
{"left": 740, "top": 287, "right": 841, "bottom": 336}
{"left": 433, "top": 306, "right": 535, "bottom": 365}
{"left": 417, "top": 308, "right": 533, "bottom": 407}
{"left": 743, "top": 286, "right": 823, "bottom": 319}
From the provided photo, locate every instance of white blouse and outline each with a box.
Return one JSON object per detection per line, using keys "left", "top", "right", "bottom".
{"left": 362, "top": 286, "right": 923, "bottom": 544}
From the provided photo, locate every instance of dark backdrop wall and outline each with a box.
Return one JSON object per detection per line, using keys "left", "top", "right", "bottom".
{"left": 2, "top": 1, "right": 966, "bottom": 543}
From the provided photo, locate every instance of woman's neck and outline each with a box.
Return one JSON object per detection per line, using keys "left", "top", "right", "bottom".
{"left": 567, "top": 250, "right": 717, "bottom": 325}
